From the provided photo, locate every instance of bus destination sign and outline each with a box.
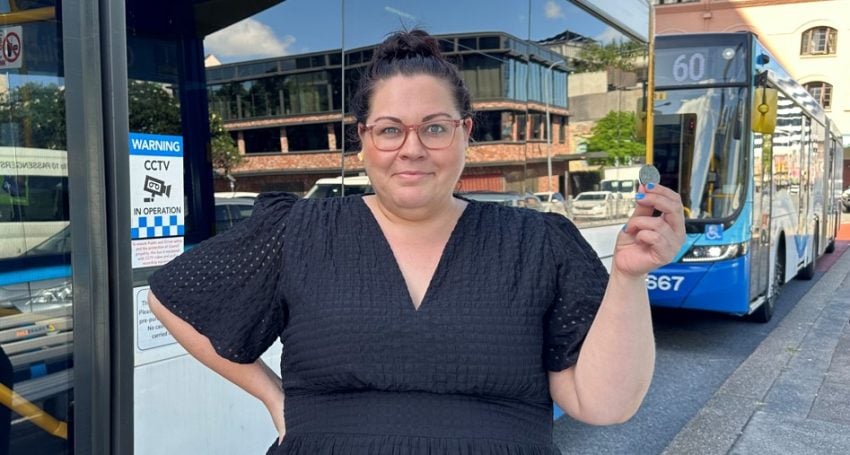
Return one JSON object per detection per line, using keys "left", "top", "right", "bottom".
{"left": 655, "top": 45, "right": 747, "bottom": 87}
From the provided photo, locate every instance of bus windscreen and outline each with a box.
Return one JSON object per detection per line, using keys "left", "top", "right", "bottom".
{"left": 653, "top": 87, "right": 748, "bottom": 221}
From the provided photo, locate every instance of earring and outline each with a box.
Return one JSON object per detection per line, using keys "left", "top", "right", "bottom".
{"left": 357, "top": 151, "right": 364, "bottom": 162}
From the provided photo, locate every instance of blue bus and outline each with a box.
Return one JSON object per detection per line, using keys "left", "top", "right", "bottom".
{"left": 649, "top": 32, "right": 843, "bottom": 322}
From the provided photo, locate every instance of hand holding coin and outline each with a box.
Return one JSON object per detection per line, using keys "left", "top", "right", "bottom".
{"left": 615, "top": 164, "right": 686, "bottom": 276}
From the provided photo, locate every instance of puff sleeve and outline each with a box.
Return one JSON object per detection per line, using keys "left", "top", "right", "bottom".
{"left": 148, "top": 192, "right": 298, "bottom": 364}
{"left": 542, "top": 213, "right": 610, "bottom": 371}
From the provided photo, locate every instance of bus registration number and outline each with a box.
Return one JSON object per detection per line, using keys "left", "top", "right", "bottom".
{"left": 646, "top": 274, "right": 685, "bottom": 292}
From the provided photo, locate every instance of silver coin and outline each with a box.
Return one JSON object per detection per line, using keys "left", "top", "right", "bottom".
{"left": 639, "top": 164, "right": 661, "bottom": 186}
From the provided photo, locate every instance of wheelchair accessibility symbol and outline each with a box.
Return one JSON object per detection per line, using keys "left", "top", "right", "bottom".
{"left": 705, "top": 224, "right": 724, "bottom": 240}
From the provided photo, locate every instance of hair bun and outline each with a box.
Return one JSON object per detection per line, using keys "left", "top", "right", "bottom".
{"left": 373, "top": 29, "right": 442, "bottom": 62}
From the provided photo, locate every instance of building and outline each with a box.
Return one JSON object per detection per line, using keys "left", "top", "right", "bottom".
{"left": 206, "top": 32, "right": 572, "bottom": 195}
{"left": 655, "top": 0, "right": 850, "bottom": 183}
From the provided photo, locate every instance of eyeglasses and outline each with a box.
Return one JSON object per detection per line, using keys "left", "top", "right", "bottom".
{"left": 360, "top": 119, "right": 464, "bottom": 152}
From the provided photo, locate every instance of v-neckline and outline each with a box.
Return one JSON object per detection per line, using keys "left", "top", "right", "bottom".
{"left": 357, "top": 196, "right": 473, "bottom": 312}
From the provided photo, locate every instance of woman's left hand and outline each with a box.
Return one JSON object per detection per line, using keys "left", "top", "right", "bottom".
{"left": 614, "top": 183, "right": 686, "bottom": 278}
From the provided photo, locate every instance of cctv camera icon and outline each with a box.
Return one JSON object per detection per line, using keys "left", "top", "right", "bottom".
{"left": 143, "top": 175, "right": 171, "bottom": 202}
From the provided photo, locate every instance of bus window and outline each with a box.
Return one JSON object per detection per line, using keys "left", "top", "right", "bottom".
{"left": 0, "top": 151, "right": 70, "bottom": 259}
{"left": 653, "top": 88, "right": 747, "bottom": 220}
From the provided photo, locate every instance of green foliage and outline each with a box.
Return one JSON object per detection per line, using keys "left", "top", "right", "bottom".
{"left": 574, "top": 40, "right": 645, "bottom": 73}
{"left": 0, "top": 83, "right": 67, "bottom": 149}
{"left": 209, "top": 112, "right": 241, "bottom": 176}
{"left": 586, "top": 110, "right": 645, "bottom": 165}
{"left": 128, "top": 80, "right": 182, "bottom": 135}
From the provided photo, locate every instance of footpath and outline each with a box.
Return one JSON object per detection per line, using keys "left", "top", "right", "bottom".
{"left": 662, "top": 237, "right": 850, "bottom": 455}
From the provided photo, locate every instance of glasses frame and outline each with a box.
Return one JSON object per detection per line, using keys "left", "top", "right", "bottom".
{"left": 359, "top": 118, "right": 465, "bottom": 152}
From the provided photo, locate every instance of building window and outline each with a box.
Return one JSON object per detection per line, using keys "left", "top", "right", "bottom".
{"left": 471, "top": 111, "right": 503, "bottom": 142}
{"left": 287, "top": 123, "right": 330, "bottom": 152}
{"left": 558, "top": 117, "right": 566, "bottom": 144}
{"left": 803, "top": 81, "right": 833, "bottom": 109}
{"left": 800, "top": 27, "right": 837, "bottom": 55}
{"left": 243, "top": 127, "right": 281, "bottom": 154}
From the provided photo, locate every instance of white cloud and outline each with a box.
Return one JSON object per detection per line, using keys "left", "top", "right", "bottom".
{"left": 595, "top": 26, "right": 624, "bottom": 44}
{"left": 204, "top": 18, "right": 294, "bottom": 60}
{"left": 545, "top": 0, "right": 565, "bottom": 19}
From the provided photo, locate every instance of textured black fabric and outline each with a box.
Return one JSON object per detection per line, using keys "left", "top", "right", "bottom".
{"left": 150, "top": 193, "right": 608, "bottom": 454}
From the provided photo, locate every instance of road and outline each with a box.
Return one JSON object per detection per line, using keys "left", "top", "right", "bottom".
{"left": 552, "top": 213, "right": 850, "bottom": 454}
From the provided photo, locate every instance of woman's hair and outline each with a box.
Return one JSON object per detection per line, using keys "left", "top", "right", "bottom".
{"left": 351, "top": 29, "right": 473, "bottom": 124}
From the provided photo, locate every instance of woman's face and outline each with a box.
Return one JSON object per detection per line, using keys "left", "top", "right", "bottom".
{"left": 359, "top": 74, "right": 471, "bottom": 212}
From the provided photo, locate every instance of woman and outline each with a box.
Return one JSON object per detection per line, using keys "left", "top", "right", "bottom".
{"left": 148, "top": 29, "right": 685, "bottom": 454}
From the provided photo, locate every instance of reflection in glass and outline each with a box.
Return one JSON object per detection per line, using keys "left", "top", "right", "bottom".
{"left": 653, "top": 87, "right": 747, "bottom": 220}
{"left": 0, "top": 2, "right": 73, "bottom": 454}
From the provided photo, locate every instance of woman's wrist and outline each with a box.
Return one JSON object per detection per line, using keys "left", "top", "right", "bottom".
{"left": 608, "top": 266, "right": 648, "bottom": 288}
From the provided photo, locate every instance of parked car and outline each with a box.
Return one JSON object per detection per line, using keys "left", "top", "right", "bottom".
{"left": 460, "top": 191, "right": 544, "bottom": 211}
{"left": 842, "top": 186, "right": 850, "bottom": 212}
{"left": 571, "top": 191, "right": 626, "bottom": 219}
{"left": 214, "top": 192, "right": 258, "bottom": 233}
{"left": 534, "top": 191, "right": 569, "bottom": 217}
{"left": 304, "top": 176, "right": 373, "bottom": 198}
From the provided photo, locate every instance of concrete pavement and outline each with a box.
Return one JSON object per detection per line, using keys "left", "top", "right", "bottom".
{"left": 663, "top": 240, "right": 850, "bottom": 455}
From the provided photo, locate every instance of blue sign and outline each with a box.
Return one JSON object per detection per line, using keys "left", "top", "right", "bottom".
{"left": 705, "top": 224, "right": 724, "bottom": 240}
{"left": 129, "top": 132, "right": 183, "bottom": 158}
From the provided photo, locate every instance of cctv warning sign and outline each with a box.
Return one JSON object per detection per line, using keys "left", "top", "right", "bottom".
{"left": 129, "top": 132, "right": 184, "bottom": 240}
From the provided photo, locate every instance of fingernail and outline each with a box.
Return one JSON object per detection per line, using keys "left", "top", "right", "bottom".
{"left": 636, "top": 193, "right": 645, "bottom": 200}
{"left": 647, "top": 182, "right": 655, "bottom": 190}
{"left": 621, "top": 224, "right": 628, "bottom": 232}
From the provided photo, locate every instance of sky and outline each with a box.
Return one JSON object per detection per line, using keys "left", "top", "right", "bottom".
{"left": 203, "top": 0, "right": 636, "bottom": 64}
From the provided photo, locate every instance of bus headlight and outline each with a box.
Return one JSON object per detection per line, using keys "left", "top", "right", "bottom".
{"left": 681, "top": 242, "right": 749, "bottom": 263}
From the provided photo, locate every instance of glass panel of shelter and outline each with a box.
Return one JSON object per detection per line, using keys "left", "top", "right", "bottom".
{"left": 529, "top": 0, "right": 649, "bottom": 229}
{"left": 0, "top": 2, "right": 73, "bottom": 454}
{"left": 203, "top": 1, "right": 345, "bottom": 197}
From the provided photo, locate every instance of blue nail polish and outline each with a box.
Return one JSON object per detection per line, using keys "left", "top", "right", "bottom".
{"left": 622, "top": 224, "right": 628, "bottom": 232}
{"left": 636, "top": 193, "right": 645, "bottom": 200}
{"left": 647, "top": 182, "right": 655, "bottom": 190}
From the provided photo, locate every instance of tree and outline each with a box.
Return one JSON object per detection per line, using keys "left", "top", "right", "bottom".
{"left": 586, "top": 110, "right": 645, "bottom": 165}
{"left": 209, "top": 112, "right": 241, "bottom": 177}
{"left": 0, "top": 83, "right": 67, "bottom": 149}
{"left": 128, "top": 80, "right": 182, "bottom": 135}
{"left": 573, "top": 40, "right": 645, "bottom": 73}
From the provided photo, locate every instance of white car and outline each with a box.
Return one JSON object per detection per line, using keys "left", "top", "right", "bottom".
{"left": 214, "top": 193, "right": 258, "bottom": 233}
{"left": 534, "top": 191, "right": 569, "bottom": 217}
{"left": 304, "top": 175, "right": 372, "bottom": 198}
{"left": 571, "top": 191, "right": 626, "bottom": 219}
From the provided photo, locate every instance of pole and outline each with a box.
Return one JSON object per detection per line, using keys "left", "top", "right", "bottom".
{"left": 645, "top": 4, "right": 656, "bottom": 164}
{"left": 546, "top": 59, "right": 564, "bottom": 192}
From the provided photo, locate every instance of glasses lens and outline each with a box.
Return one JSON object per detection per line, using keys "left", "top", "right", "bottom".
{"left": 417, "top": 120, "right": 456, "bottom": 149}
{"left": 371, "top": 123, "right": 406, "bottom": 151}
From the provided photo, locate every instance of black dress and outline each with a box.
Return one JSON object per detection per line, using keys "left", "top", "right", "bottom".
{"left": 149, "top": 192, "right": 608, "bottom": 454}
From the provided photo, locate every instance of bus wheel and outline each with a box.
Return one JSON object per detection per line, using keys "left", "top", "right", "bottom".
{"left": 749, "top": 246, "right": 783, "bottom": 323}
{"left": 825, "top": 238, "right": 835, "bottom": 254}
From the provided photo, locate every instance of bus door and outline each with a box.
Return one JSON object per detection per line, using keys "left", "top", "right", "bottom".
{"left": 749, "top": 133, "right": 772, "bottom": 301}
{"left": 799, "top": 116, "right": 812, "bottom": 258}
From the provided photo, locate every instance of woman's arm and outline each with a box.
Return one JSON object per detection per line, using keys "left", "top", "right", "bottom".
{"left": 548, "top": 269, "right": 653, "bottom": 425}
{"left": 148, "top": 291, "right": 285, "bottom": 439}
{"left": 549, "top": 183, "right": 684, "bottom": 425}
